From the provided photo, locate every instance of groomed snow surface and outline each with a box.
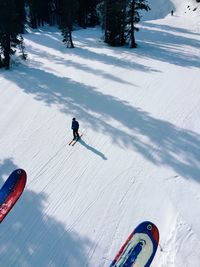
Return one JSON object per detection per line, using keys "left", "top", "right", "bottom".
{"left": 0, "top": 0, "right": 200, "bottom": 266}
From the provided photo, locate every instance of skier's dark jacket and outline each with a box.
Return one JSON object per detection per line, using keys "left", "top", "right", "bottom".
{"left": 71, "top": 120, "right": 79, "bottom": 130}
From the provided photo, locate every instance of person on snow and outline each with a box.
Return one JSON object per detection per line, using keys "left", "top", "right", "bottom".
{"left": 71, "top": 118, "right": 80, "bottom": 140}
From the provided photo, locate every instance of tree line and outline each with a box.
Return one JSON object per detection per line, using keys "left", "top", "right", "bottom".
{"left": 0, "top": 0, "right": 150, "bottom": 69}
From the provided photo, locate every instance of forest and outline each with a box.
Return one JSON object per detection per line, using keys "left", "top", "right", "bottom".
{"left": 0, "top": 0, "right": 150, "bottom": 69}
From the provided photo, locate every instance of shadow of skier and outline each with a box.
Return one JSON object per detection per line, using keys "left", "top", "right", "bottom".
{"left": 78, "top": 139, "right": 107, "bottom": 160}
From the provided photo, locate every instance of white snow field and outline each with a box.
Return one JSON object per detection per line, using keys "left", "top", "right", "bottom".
{"left": 0, "top": 0, "right": 200, "bottom": 266}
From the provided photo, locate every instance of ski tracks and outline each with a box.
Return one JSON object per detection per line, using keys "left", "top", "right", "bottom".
{"left": 157, "top": 174, "right": 200, "bottom": 266}
{"left": 85, "top": 169, "right": 141, "bottom": 267}
{"left": 159, "top": 215, "right": 200, "bottom": 267}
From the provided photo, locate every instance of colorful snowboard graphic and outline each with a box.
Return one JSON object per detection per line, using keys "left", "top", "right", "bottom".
{"left": 110, "top": 221, "right": 159, "bottom": 267}
{"left": 0, "top": 169, "right": 27, "bottom": 223}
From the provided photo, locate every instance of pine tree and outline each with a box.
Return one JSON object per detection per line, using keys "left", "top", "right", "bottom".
{"left": 18, "top": 35, "right": 27, "bottom": 60}
{"left": 77, "top": 0, "right": 87, "bottom": 28}
{"left": 27, "top": 0, "right": 51, "bottom": 28}
{"left": 48, "top": 0, "right": 58, "bottom": 25}
{"left": 0, "top": 0, "right": 25, "bottom": 69}
{"left": 58, "top": 0, "right": 78, "bottom": 48}
{"left": 104, "top": 0, "right": 127, "bottom": 46}
{"left": 16, "top": 0, "right": 26, "bottom": 33}
{"left": 126, "top": 0, "right": 150, "bottom": 48}
{"left": 87, "top": 0, "right": 99, "bottom": 26}
{"left": 28, "top": 0, "right": 39, "bottom": 28}
{"left": 77, "top": 0, "right": 99, "bottom": 28}
{"left": 102, "top": 0, "right": 150, "bottom": 47}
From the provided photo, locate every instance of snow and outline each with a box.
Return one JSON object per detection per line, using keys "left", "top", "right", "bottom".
{"left": 0, "top": 0, "right": 200, "bottom": 266}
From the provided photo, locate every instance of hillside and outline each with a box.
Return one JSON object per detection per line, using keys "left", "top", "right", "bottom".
{"left": 0, "top": 0, "right": 200, "bottom": 266}
{"left": 144, "top": 0, "right": 200, "bottom": 20}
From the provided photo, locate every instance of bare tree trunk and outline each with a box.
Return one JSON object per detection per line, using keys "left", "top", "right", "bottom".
{"left": 4, "top": 34, "right": 11, "bottom": 69}
{"left": 0, "top": 54, "right": 3, "bottom": 68}
{"left": 66, "top": 28, "right": 74, "bottom": 48}
{"left": 130, "top": 0, "right": 137, "bottom": 48}
{"left": 63, "top": 27, "right": 74, "bottom": 48}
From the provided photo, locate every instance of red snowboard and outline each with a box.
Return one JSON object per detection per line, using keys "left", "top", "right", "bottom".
{"left": 0, "top": 169, "right": 27, "bottom": 223}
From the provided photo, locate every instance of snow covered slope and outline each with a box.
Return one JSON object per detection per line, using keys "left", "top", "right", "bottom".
{"left": 0, "top": 0, "right": 200, "bottom": 266}
{"left": 143, "top": 0, "right": 200, "bottom": 20}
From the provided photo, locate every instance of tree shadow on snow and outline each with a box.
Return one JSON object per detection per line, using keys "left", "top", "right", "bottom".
{"left": 143, "top": 22, "right": 200, "bottom": 37}
{"left": 0, "top": 158, "right": 19, "bottom": 179}
{"left": 0, "top": 159, "right": 93, "bottom": 267}
{"left": 26, "top": 46, "right": 136, "bottom": 86}
{"left": 137, "top": 22, "right": 200, "bottom": 68}
{"left": 3, "top": 65, "right": 200, "bottom": 183}
{"left": 25, "top": 27, "right": 159, "bottom": 75}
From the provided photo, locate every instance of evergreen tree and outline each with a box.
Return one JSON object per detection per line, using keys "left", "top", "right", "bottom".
{"left": 27, "top": 0, "right": 51, "bottom": 28}
{"left": 18, "top": 35, "right": 27, "bottom": 60}
{"left": 104, "top": 0, "right": 127, "bottom": 46}
{"left": 77, "top": 0, "right": 88, "bottom": 28}
{"left": 27, "top": 0, "right": 39, "bottom": 28}
{"left": 16, "top": 0, "right": 26, "bottom": 33}
{"left": 103, "top": 0, "right": 150, "bottom": 47}
{"left": 87, "top": 0, "right": 99, "bottom": 26}
{"left": 0, "top": 0, "right": 25, "bottom": 69}
{"left": 57, "top": 0, "right": 78, "bottom": 48}
{"left": 48, "top": 0, "right": 58, "bottom": 25}
{"left": 77, "top": 0, "right": 99, "bottom": 28}
{"left": 126, "top": 0, "right": 150, "bottom": 48}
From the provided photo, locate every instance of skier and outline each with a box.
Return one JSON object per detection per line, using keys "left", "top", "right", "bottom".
{"left": 71, "top": 118, "right": 80, "bottom": 140}
{"left": 171, "top": 10, "right": 174, "bottom": 16}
